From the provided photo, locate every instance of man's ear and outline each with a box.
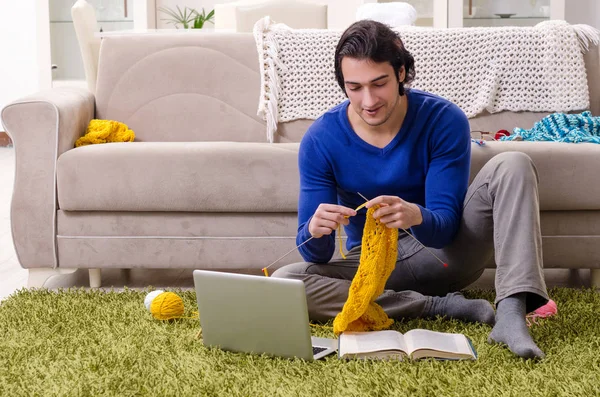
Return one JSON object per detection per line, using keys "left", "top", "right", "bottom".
{"left": 398, "top": 66, "right": 405, "bottom": 83}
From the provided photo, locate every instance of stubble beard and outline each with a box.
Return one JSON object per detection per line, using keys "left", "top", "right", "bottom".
{"left": 359, "top": 94, "right": 401, "bottom": 127}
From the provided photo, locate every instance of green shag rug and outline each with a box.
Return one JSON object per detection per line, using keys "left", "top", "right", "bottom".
{"left": 1, "top": 287, "right": 599, "bottom": 397}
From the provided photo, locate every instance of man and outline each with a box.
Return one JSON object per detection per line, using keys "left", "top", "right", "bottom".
{"left": 272, "top": 20, "right": 549, "bottom": 359}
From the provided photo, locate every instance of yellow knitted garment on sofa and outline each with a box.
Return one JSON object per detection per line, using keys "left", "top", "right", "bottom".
{"left": 75, "top": 119, "right": 135, "bottom": 147}
{"left": 333, "top": 206, "right": 398, "bottom": 335}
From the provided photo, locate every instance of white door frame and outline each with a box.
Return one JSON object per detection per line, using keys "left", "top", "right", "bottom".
{"left": 134, "top": 0, "right": 157, "bottom": 29}
{"left": 446, "top": 0, "right": 461, "bottom": 28}
{"left": 435, "top": 0, "right": 451, "bottom": 28}
{"left": 37, "top": 0, "right": 53, "bottom": 91}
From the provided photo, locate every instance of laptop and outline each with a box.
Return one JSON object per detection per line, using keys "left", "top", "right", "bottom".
{"left": 192, "top": 269, "right": 337, "bottom": 361}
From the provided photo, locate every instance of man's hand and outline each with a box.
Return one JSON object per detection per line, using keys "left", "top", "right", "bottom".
{"left": 308, "top": 204, "right": 357, "bottom": 238}
{"left": 366, "top": 195, "right": 423, "bottom": 229}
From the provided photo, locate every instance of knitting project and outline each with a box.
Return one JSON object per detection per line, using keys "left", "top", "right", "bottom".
{"left": 501, "top": 111, "right": 600, "bottom": 143}
{"left": 333, "top": 207, "right": 398, "bottom": 335}
{"left": 254, "top": 18, "right": 599, "bottom": 142}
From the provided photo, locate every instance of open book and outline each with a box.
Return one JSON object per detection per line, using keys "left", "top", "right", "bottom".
{"left": 338, "top": 329, "right": 477, "bottom": 361}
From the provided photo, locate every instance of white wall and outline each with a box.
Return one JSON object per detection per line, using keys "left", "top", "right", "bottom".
{"left": 155, "top": 0, "right": 361, "bottom": 29}
{"left": 0, "top": 0, "right": 52, "bottom": 115}
{"left": 155, "top": 0, "right": 600, "bottom": 30}
{"left": 322, "top": 0, "right": 364, "bottom": 30}
{"left": 565, "top": 0, "right": 600, "bottom": 29}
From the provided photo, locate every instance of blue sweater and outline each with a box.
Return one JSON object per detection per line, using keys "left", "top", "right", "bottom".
{"left": 297, "top": 89, "right": 471, "bottom": 264}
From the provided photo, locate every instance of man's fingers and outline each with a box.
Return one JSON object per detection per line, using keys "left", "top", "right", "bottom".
{"left": 319, "top": 218, "right": 339, "bottom": 231}
{"left": 310, "top": 203, "right": 357, "bottom": 237}
{"left": 319, "top": 204, "right": 357, "bottom": 218}
{"left": 358, "top": 196, "right": 421, "bottom": 230}
{"left": 372, "top": 205, "right": 392, "bottom": 219}
{"left": 379, "top": 212, "right": 403, "bottom": 225}
{"left": 326, "top": 214, "right": 350, "bottom": 227}
{"left": 378, "top": 211, "right": 411, "bottom": 229}
{"left": 311, "top": 218, "right": 343, "bottom": 237}
{"left": 373, "top": 202, "right": 403, "bottom": 219}
{"left": 316, "top": 210, "right": 351, "bottom": 224}
{"left": 366, "top": 195, "right": 393, "bottom": 206}
{"left": 365, "top": 195, "right": 401, "bottom": 209}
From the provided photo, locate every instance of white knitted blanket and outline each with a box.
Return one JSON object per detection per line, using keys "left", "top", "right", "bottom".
{"left": 253, "top": 18, "right": 600, "bottom": 142}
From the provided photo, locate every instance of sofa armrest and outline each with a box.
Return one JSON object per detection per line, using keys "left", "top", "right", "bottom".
{"left": 1, "top": 87, "right": 95, "bottom": 269}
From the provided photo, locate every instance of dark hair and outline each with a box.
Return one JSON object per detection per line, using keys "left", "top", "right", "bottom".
{"left": 334, "top": 20, "right": 415, "bottom": 96}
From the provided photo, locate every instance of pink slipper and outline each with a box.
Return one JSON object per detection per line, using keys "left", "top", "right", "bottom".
{"left": 526, "top": 299, "right": 557, "bottom": 327}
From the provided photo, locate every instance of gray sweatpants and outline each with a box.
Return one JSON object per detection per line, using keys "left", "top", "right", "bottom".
{"left": 272, "top": 152, "right": 549, "bottom": 322}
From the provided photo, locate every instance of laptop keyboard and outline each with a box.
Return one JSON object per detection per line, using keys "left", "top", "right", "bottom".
{"left": 312, "top": 346, "right": 327, "bottom": 356}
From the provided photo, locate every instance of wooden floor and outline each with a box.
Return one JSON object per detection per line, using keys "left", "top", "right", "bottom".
{"left": 0, "top": 147, "right": 593, "bottom": 301}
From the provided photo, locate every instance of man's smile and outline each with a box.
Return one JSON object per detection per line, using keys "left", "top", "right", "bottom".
{"left": 364, "top": 105, "right": 383, "bottom": 116}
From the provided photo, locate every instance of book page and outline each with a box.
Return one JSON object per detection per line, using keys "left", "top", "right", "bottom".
{"left": 339, "top": 331, "right": 408, "bottom": 358}
{"left": 404, "top": 329, "right": 472, "bottom": 356}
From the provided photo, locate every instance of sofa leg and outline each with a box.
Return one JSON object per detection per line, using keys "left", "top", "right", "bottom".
{"left": 89, "top": 269, "right": 101, "bottom": 288}
{"left": 591, "top": 269, "right": 600, "bottom": 289}
{"left": 27, "top": 268, "right": 78, "bottom": 288}
{"left": 122, "top": 268, "right": 131, "bottom": 284}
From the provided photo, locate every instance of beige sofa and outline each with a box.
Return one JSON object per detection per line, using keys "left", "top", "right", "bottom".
{"left": 2, "top": 32, "right": 600, "bottom": 288}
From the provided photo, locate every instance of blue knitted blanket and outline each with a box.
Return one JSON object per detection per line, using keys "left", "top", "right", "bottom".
{"left": 501, "top": 111, "right": 600, "bottom": 143}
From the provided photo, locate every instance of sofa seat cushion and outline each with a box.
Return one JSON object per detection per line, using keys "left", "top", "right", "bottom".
{"left": 57, "top": 142, "right": 300, "bottom": 211}
{"left": 57, "top": 140, "right": 600, "bottom": 213}
{"left": 471, "top": 141, "right": 600, "bottom": 211}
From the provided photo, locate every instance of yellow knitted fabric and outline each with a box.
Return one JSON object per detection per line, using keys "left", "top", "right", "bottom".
{"left": 75, "top": 119, "right": 135, "bottom": 147}
{"left": 333, "top": 206, "right": 398, "bottom": 335}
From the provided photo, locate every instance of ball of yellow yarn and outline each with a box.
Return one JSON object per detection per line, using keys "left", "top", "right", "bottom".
{"left": 148, "top": 291, "right": 185, "bottom": 320}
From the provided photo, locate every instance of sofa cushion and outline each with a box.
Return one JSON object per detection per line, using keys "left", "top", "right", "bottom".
{"left": 471, "top": 141, "right": 600, "bottom": 211}
{"left": 57, "top": 140, "right": 600, "bottom": 213}
{"left": 56, "top": 142, "right": 299, "bottom": 212}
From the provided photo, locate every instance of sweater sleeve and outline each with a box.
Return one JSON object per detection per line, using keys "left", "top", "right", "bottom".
{"left": 410, "top": 104, "right": 471, "bottom": 248}
{"left": 296, "top": 131, "right": 338, "bottom": 263}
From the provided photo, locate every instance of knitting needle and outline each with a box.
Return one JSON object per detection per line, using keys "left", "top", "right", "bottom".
{"left": 357, "top": 192, "right": 448, "bottom": 268}
{"left": 261, "top": 193, "right": 421, "bottom": 277}
{"left": 262, "top": 236, "right": 314, "bottom": 276}
{"left": 262, "top": 200, "right": 370, "bottom": 276}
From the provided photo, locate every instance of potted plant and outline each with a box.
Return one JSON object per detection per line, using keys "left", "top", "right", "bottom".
{"left": 159, "top": 6, "right": 215, "bottom": 29}
{"left": 192, "top": 8, "right": 215, "bottom": 29}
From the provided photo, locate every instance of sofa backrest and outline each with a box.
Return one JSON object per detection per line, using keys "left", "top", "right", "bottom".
{"left": 95, "top": 33, "right": 272, "bottom": 143}
{"left": 95, "top": 32, "right": 600, "bottom": 143}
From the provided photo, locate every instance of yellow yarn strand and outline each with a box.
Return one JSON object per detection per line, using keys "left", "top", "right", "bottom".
{"left": 333, "top": 206, "right": 398, "bottom": 335}
{"left": 337, "top": 224, "right": 347, "bottom": 259}
{"left": 149, "top": 291, "right": 198, "bottom": 321}
{"left": 75, "top": 119, "right": 135, "bottom": 147}
{"left": 338, "top": 201, "right": 368, "bottom": 260}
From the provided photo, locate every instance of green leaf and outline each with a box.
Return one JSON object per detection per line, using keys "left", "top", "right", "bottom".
{"left": 189, "top": 7, "right": 215, "bottom": 29}
{"left": 159, "top": 5, "right": 198, "bottom": 28}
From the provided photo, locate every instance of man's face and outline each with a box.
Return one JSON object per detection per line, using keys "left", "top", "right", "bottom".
{"left": 341, "top": 57, "right": 404, "bottom": 127}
